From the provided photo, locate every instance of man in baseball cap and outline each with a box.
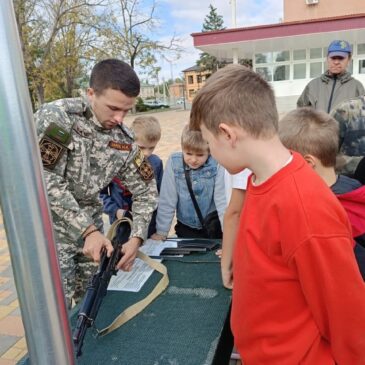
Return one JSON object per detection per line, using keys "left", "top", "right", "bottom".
{"left": 298, "top": 39, "right": 364, "bottom": 113}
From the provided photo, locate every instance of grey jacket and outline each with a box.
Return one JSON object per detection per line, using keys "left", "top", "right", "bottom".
{"left": 297, "top": 71, "right": 364, "bottom": 113}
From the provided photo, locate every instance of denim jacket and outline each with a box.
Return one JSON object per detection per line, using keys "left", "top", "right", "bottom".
{"left": 156, "top": 152, "right": 226, "bottom": 236}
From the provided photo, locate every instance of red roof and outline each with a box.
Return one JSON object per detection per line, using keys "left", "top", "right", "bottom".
{"left": 192, "top": 13, "right": 365, "bottom": 47}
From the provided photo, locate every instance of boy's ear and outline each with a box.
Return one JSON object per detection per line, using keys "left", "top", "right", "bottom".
{"left": 218, "top": 123, "right": 237, "bottom": 145}
{"left": 86, "top": 87, "right": 94, "bottom": 97}
{"left": 303, "top": 154, "right": 316, "bottom": 168}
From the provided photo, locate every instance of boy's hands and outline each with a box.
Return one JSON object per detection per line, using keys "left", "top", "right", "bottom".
{"left": 116, "top": 209, "right": 126, "bottom": 219}
{"left": 150, "top": 233, "right": 167, "bottom": 241}
{"left": 221, "top": 266, "right": 233, "bottom": 289}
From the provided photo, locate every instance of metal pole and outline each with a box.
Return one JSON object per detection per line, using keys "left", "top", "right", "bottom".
{"left": 231, "top": 0, "right": 237, "bottom": 28}
{"left": 0, "top": 1, "right": 75, "bottom": 364}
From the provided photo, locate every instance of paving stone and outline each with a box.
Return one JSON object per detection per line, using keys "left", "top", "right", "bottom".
{"left": 0, "top": 280, "right": 13, "bottom": 291}
{"left": 7, "top": 307, "right": 20, "bottom": 316}
{"left": 0, "top": 358, "right": 17, "bottom": 365}
{"left": 0, "top": 316, "right": 24, "bottom": 337}
{"left": 1, "top": 347, "right": 23, "bottom": 361}
{"left": 0, "top": 293, "right": 17, "bottom": 306}
{"left": 0, "top": 335, "right": 20, "bottom": 356}
{"left": 0, "top": 291, "right": 12, "bottom": 303}
{"left": 0, "top": 267, "right": 13, "bottom": 277}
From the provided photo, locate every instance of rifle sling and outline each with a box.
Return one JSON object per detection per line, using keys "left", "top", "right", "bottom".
{"left": 97, "top": 218, "right": 169, "bottom": 337}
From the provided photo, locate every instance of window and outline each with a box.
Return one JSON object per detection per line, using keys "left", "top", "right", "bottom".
{"left": 273, "top": 65, "right": 290, "bottom": 81}
{"left": 310, "top": 62, "right": 322, "bottom": 78}
{"left": 357, "top": 44, "right": 365, "bottom": 55}
{"left": 188, "top": 75, "right": 194, "bottom": 84}
{"left": 274, "top": 51, "right": 290, "bottom": 62}
{"left": 293, "top": 64, "right": 306, "bottom": 79}
{"left": 197, "top": 75, "right": 202, "bottom": 83}
{"left": 255, "top": 52, "right": 272, "bottom": 64}
{"left": 256, "top": 67, "right": 272, "bottom": 82}
{"left": 293, "top": 49, "right": 306, "bottom": 61}
{"left": 310, "top": 48, "right": 322, "bottom": 59}
{"left": 359, "top": 60, "right": 365, "bottom": 74}
{"left": 188, "top": 89, "right": 195, "bottom": 97}
{"left": 255, "top": 50, "right": 290, "bottom": 82}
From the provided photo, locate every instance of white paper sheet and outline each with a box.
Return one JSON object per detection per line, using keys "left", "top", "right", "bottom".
{"left": 107, "top": 239, "right": 176, "bottom": 292}
{"left": 140, "top": 239, "right": 177, "bottom": 256}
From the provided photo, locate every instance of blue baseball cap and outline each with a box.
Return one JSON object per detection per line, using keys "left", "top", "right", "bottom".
{"left": 327, "top": 40, "right": 352, "bottom": 58}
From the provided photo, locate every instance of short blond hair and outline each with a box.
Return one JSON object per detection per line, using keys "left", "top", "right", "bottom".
{"left": 190, "top": 64, "right": 278, "bottom": 138}
{"left": 181, "top": 125, "right": 209, "bottom": 153}
{"left": 131, "top": 116, "right": 161, "bottom": 143}
{"left": 279, "top": 108, "right": 339, "bottom": 167}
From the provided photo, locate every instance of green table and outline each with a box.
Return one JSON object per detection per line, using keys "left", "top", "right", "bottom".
{"left": 19, "top": 251, "right": 231, "bottom": 365}
{"left": 73, "top": 251, "right": 231, "bottom": 365}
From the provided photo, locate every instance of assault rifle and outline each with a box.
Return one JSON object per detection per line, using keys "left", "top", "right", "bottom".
{"left": 72, "top": 218, "right": 131, "bottom": 357}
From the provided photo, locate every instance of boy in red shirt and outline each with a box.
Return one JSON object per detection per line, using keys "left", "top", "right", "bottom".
{"left": 190, "top": 64, "right": 365, "bottom": 364}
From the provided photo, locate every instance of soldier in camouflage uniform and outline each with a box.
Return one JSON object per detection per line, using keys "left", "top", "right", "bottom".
{"left": 34, "top": 59, "right": 158, "bottom": 308}
{"left": 331, "top": 96, "right": 365, "bottom": 176}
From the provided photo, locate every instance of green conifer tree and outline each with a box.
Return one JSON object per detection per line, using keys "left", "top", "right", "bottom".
{"left": 197, "top": 5, "right": 226, "bottom": 72}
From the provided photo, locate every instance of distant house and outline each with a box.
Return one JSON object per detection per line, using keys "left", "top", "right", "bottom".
{"left": 182, "top": 66, "right": 212, "bottom": 102}
{"left": 140, "top": 84, "right": 155, "bottom": 99}
{"left": 191, "top": 0, "right": 365, "bottom": 112}
{"left": 169, "top": 82, "right": 185, "bottom": 99}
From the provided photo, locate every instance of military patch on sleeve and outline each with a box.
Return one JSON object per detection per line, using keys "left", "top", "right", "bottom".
{"left": 39, "top": 135, "right": 65, "bottom": 170}
{"left": 39, "top": 123, "right": 71, "bottom": 170}
{"left": 108, "top": 140, "right": 132, "bottom": 151}
{"left": 133, "top": 147, "right": 154, "bottom": 181}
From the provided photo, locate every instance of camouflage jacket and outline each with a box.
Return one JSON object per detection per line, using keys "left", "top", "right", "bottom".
{"left": 297, "top": 71, "right": 365, "bottom": 113}
{"left": 34, "top": 97, "right": 158, "bottom": 243}
{"left": 331, "top": 96, "right": 365, "bottom": 175}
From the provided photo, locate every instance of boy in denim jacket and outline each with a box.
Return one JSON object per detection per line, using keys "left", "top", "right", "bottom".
{"left": 151, "top": 125, "right": 225, "bottom": 240}
{"left": 100, "top": 116, "right": 163, "bottom": 237}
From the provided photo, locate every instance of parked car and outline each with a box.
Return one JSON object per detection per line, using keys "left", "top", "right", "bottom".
{"left": 176, "top": 97, "right": 185, "bottom": 105}
{"left": 143, "top": 100, "right": 170, "bottom": 109}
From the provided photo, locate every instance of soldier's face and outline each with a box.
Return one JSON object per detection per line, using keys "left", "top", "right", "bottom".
{"left": 327, "top": 55, "right": 350, "bottom": 75}
{"left": 87, "top": 88, "right": 135, "bottom": 129}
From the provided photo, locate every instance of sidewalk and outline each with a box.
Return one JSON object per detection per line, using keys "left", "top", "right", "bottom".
{"left": 0, "top": 109, "right": 189, "bottom": 363}
{"left": 0, "top": 213, "right": 27, "bottom": 365}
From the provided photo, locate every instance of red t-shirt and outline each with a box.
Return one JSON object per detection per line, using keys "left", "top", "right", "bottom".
{"left": 231, "top": 152, "right": 365, "bottom": 365}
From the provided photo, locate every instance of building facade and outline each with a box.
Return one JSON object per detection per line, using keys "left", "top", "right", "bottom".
{"left": 182, "top": 66, "right": 211, "bottom": 102}
{"left": 191, "top": 1, "right": 365, "bottom": 112}
{"left": 284, "top": 0, "right": 365, "bottom": 22}
{"left": 140, "top": 84, "right": 155, "bottom": 100}
{"left": 169, "top": 82, "right": 185, "bottom": 98}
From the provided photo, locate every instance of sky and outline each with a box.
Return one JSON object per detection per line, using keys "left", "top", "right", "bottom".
{"left": 150, "top": 0, "right": 284, "bottom": 82}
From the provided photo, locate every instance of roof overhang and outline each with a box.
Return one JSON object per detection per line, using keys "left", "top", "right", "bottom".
{"left": 191, "top": 14, "right": 365, "bottom": 60}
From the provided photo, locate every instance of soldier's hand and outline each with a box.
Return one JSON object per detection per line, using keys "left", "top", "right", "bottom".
{"left": 83, "top": 231, "right": 114, "bottom": 262}
{"left": 116, "top": 237, "right": 142, "bottom": 271}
